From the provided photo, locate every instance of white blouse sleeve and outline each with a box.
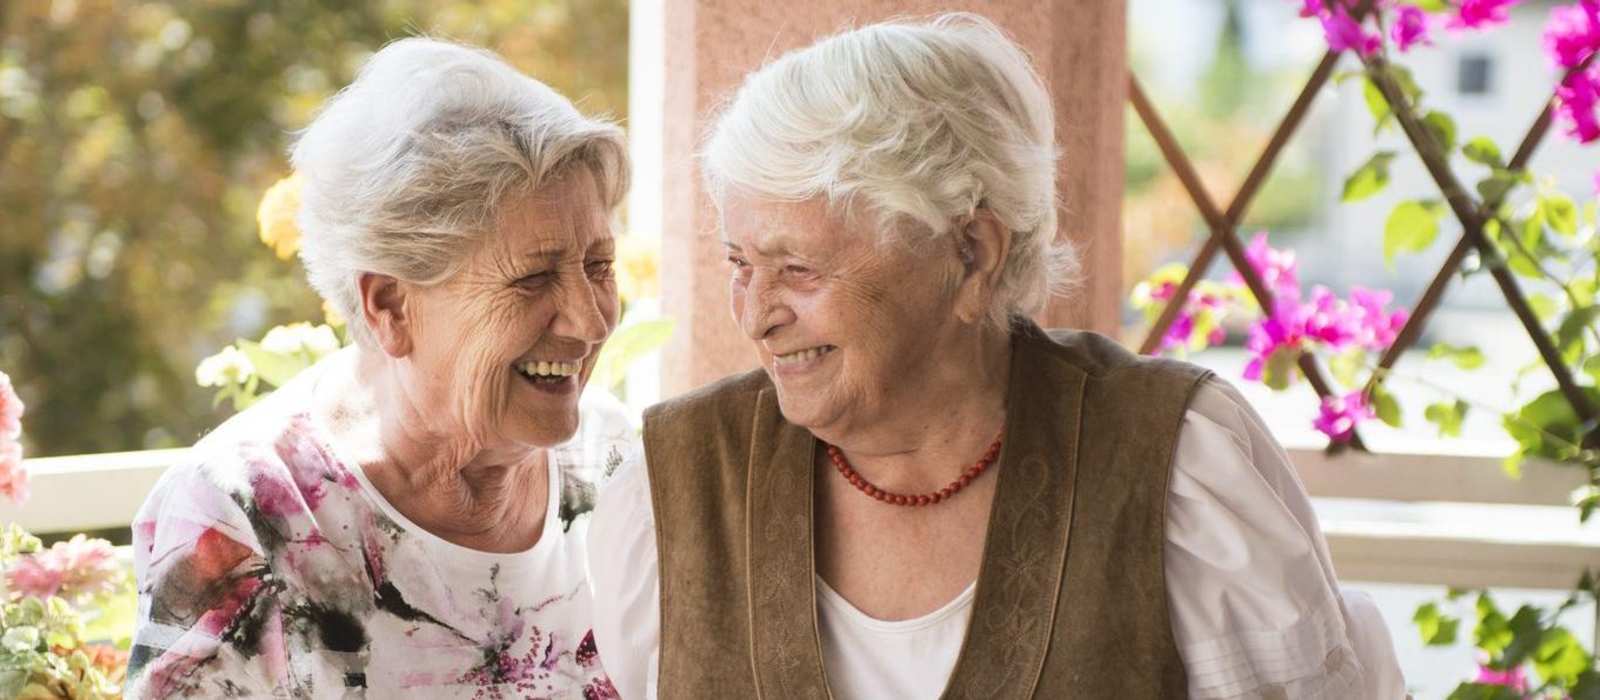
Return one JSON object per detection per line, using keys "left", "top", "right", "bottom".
{"left": 1166, "top": 376, "right": 1407, "bottom": 699}
{"left": 587, "top": 453, "right": 662, "bottom": 700}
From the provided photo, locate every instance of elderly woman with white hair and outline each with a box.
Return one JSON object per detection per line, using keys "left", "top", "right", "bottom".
{"left": 588, "top": 14, "right": 1406, "bottom": 699}
{"left": 129, "top": 39, "right": 631, "bottom": 698}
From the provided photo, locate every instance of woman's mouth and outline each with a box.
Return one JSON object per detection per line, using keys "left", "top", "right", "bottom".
{"left": 515, "top": 360, "right": 581, "bottom": 393}
{"left": 772, "top": 345, "right": 836, "bottom": 372}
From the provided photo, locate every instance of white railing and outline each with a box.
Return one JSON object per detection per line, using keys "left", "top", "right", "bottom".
{"left": 4, "top": 441, "right": 1597, "bottom": 592}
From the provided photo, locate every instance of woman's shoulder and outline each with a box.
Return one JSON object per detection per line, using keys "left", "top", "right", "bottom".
{"left": 143, "top": 375, "right": 362, "bottom": 533}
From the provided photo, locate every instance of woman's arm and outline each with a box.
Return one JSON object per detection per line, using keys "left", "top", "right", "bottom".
{"left": 586, "top": 455, "right": 662, "bottom": 700}
{"left": 128, "top": 458, "right": 298, "bottom": 698}
{"left": 1164, "top": 376, "right": 1407, "bottom": 699}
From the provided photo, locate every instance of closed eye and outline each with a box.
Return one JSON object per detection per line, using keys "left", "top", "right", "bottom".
{"left": 586, "top": 259, "right": 615, "bottom": 279}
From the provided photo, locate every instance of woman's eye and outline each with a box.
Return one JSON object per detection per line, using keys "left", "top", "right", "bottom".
{"left": 516, "top": 270, "right": 553, "bottom": 287}
{"left": 586, "top": 260, "right": 615, "bottom": 279}
{"left": 727, "top": 255, "right": 749, "bottom": 268}
{"left": 784, "top": 265, "right": 813, "bottom": 277}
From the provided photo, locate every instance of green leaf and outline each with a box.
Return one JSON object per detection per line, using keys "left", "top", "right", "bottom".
{"left": 1478, "top": 170, "right": 1522, "bottom": 205}
{"left": 1372, "top": 384, "right": 1403, "bottom": 428}
{"left": 1330, "top": 348, "right": 1368, "bottom": 389}
{"left": 1573, "top": 670, "right": 1600, "bottom": 700}
{"left": 1535, "top": 628, "right": 1590, "bottom": 686}
{"left": 1384, "top": 200, "right": 1442, "bottom": 267}
{"left": 1428, "top": 343, "right": 1486, "bottom": 370}
{"left": 1412, "top": 0, "right": 1450, "bottom": 12}
{"left": 1363, "top": 79, "right": 1393, "bottom": 133}
{"left": 1585, "top": 355, "right": 1600, "bottom": 385}
{"left": 1414, "top": 602, "right": 1461, "bottom": 645}
{"left": 1425, "top": 400, "right": 1468, "bottom": 437}
{"left": 589, "top": 317, "right": 676, "bottom": 391}
{"left": 1343, "top": 152, "right": 1398, "bottom": 203}
{"left": 1262, "top": 347, "right": 1298, "bottom": 391}
{"left": 1501, "top": 605, "right": 1546, "bottom": 667}
{"left": 1446, "top": 684, "right": 1522, "bottom": 700}
{"left": 1476, "top": 593, "right": 1513, "bottom": 655}
{"left": 1462, "top": 136, "right": 1505, "bottom": 169}
{"left": 1530, "top": 293, "right": 1560, "bottom": 322}
{"left": 1503, "top": 387, "right": 1600, "bottom": 462}
{"left": 235, "top": 339, "right": 312, "bottom": 388}
{"left": 1557, "top": 306, "right": 1600, "bottom": 355}
{"left": 1424, "top": 110, "right": 1457, "bottom": 153}
{"left": 1544, "top": 193, "right": 1579, "bottom": 238}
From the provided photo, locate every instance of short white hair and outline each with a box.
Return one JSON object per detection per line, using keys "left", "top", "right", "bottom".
{"left": 702, "top": 13, "right": 1077, "bottom": 328}
{"left": 292, "top": 38, "right": 628, "bottom": 346}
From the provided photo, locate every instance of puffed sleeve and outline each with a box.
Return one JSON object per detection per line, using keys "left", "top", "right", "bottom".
{"left": 587, "top": 451, "right": 662, "bottom": 700}
{"left": 128, "top": 454, "right": 298, "bottom": 698}
{"left": 1166, "top": 376, "right": 1407, "bottom": 699}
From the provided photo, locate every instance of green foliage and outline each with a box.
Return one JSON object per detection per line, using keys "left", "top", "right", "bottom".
{"left": 1429, "top": 343, "right": 1487, "bottom": 370}
{"left": 1342, "top": 151, "right": 1398, "bottom": 202}
{"left": 1384, "top": 199, "right": 1444, "bottom": 267}
{"left": 1371, "top": 383, "right": 1403, "bottom": 428}
{"left": 1463, "top": 136, "right": 1505, "bottom": 169}
{"left": 1425, "top": 399, "right": 1468, "bottom": 437}
{"left": 589, "top": 318, "right": 676, "bottom": 394}
{"left": 1414, "top": 601, "right": 1460, "bottom": 645}
{"left": 0, "top": 0, "right": 629, "bottom": 456}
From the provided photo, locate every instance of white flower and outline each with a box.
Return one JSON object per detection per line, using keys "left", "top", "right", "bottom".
{"left": 2, "top": 625, "right": 39, "bottom": 653}
{"left": 195, "top": 346, "right": 255, "bottom": 388}
{"left": 260, "top": 322, "right": 340, "bottom": 358}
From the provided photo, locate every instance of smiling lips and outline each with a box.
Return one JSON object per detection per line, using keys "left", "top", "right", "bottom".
{"left": 772, "top": 344, "right": 836, "bottom": 367}
{"left": 515, "top": 360, "right": 581, "bottom": 384}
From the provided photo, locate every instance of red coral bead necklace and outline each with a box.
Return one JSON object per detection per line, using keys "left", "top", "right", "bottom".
{"left": 824, "top": 432, "right": 1004, "bottom": 506}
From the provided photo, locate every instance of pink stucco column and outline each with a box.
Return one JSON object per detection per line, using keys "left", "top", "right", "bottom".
{"left": 656, "top": 1, "right": 1126, "bottom": 396}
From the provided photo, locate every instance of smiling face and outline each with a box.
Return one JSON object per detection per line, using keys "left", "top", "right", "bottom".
{"left": 722, "top": 191, "right": 972, "bottom": 442}
{"left": 401, "top": 168, "right": 619, "bottom": 450}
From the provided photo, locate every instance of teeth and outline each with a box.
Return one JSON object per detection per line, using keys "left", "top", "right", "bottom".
{"left": 775, "top": 345, "right": 833, "bottom": 366}
{"left": 519, "top": 360, "right": 580, "bottom": 377}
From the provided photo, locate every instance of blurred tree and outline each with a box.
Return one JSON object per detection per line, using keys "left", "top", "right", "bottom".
{"left": 0, "top": 0, "right": 628, "bottom": 456}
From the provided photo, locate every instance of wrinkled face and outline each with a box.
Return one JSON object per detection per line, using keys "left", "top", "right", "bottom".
{"left": 405, "top": 169, "right": 619, "bottom": 449}
{"left": 723, "top": 192, "right": 965, "bottom": 440}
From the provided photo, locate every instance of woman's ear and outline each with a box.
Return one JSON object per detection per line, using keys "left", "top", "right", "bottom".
{"left": 952, "top": 207, "right": 1011, "bottom": 324}
{"left": 358, "top": 272, "right": 413, "bottom": 358}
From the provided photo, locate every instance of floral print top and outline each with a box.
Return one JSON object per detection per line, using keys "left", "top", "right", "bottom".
{"left": 128, "top": 364, "right": 636, "bottom": 699}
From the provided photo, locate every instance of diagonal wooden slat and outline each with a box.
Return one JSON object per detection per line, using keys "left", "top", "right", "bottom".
{"left": 1364, "top": 52, "right": 1594, "bottom": 399}
{"left": 1134, "top": 51, "right": 1342, "bottom": 356}
{"left": 1361, "top": 54, "right": 1599, "bottom": 448}
{"left": 1128, "top": 68, "right": 1367, "bottom": 451}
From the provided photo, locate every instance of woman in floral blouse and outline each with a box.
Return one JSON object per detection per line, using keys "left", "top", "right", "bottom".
{"left": 129, "top": 38, "right": 632, "bottom": 699}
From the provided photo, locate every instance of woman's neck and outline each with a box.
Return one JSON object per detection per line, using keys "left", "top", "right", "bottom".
{"left": 314, "top": 347, "right": 550, "bottom": 553}
{"left": 818, "top": 327, "right": 1011, "bottom": 494}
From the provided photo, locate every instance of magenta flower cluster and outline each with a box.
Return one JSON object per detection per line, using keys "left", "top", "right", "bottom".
{"left": 1545, "top": 0, "right": 1600, "bottom": 146}
{"left": 1298, "top": 0, "right": 1517, "bottom": 59}
{"left": 1136, "top": 234, "right": 1409, "bottom": 443}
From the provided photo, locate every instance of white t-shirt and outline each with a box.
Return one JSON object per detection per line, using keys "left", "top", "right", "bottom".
{"left": 130, "top": 360, "right": 637, "bottom": 699}
{"left": 586, "top": 376, "right": 1408, "bottom": 699}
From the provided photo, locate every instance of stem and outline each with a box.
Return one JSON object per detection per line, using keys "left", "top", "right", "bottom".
{"left": 1489, "top": 212, "right": 1600, "bottom": 351}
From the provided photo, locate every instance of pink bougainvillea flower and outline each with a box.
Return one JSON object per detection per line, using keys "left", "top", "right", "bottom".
{"left": 1348, "top": 286, "right": 1410, "bottom": 350}
{"left": 1474, "top": 663, "right": 1529, "bottom": 692}
{"left": 0, "top": 370, "right": 26, "bottom": 505}
{"left": 1543, "top": 1, "right": 1600, "bottom": 69}
{"left": 1234, "top": 232, "right": 1301, "bottom": 300}
{"left": 1392, "top": 5, "right": 1433, "bottom": 51}
{"left": 1314, "top": 391, "right": 1375, "bottom": 442}
{"left": 1244, "top": 298, "right": 1309, "bottom": 381}
{"left": 5, "top": 533, "right": 123, "bottom": 602}
{"left": 1555, "top": 68, "right": 1600, "bottom": 143}
{"left": 1320, "top": 4, "right": 1383, "bottom": 56}
{"left": 1449, "top": 0, "right": 1520, "bottom": 30}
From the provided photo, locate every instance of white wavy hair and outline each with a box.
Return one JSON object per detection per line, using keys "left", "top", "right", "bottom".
{"left": 702, "top": 13, "right": 1077, "bottom": 328}
{"left": 291, "top": 38, "right": 629, "bottom": 346}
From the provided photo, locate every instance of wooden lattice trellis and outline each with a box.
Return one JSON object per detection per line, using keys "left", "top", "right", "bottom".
{"left": 1130, "top": 40, "right": 1600, "bottom": 454}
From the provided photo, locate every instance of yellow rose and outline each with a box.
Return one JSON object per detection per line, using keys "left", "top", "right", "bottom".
{"left": 257, "top": 173, "right": 304, "bottom": 260}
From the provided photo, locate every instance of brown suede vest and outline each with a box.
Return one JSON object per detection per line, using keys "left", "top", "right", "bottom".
{"left": 642, "top": 324, "right": 1211, "bottom": 698}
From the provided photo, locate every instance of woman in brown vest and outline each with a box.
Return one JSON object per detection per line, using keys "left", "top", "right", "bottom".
{"left": 589, "top": 13, "right": 1406, "bottom": 699}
